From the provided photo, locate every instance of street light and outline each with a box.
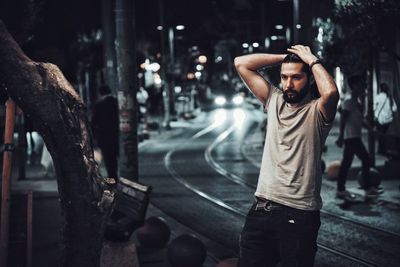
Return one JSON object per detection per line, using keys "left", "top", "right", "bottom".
{"left": 242, "top": 42, "right": 261, "bottom": 53}
{"left": 198, "top": 55, "right": 207, "bottom": 64}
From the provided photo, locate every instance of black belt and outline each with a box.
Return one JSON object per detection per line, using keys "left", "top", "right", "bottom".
{"left": 254, "top": 197, "right": 285, "bottom": 212}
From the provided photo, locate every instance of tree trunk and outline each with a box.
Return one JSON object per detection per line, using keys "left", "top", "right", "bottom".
{"left": 0, "top": 20, "right": 114, "bottom": 267}
{"left": 115, "top": 0, "right": 139, "bottom": 181}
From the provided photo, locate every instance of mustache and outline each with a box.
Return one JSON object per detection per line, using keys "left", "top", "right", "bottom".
{"left": 284, "top": 89, "right": 297, "bottom": 94}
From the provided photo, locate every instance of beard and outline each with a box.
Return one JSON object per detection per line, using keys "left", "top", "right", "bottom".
{"left": 283, "top": 87, "right": 309, "bottom": 103}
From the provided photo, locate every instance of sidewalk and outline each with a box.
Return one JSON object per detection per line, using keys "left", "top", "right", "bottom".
{"left": 8, "top": 113, "right": 207, "bottom": 267}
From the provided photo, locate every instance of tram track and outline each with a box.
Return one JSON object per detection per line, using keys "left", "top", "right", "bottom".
{"left": 165, "top": 156, "right": 379, "bottom": 266}
{"left": 205, "top": 121, "right": 400, "bottom": 240}
{"left": 139, "top": 120, "right": 238, "bottom": 264}
{"left": 163, "top": 120, "right": 387, "bottom": 267}
{"left": 140, "top": 109, "right": 398, "bottom": 266}
{"left": 164, "top": 109, "right": 398, "bottom": 266}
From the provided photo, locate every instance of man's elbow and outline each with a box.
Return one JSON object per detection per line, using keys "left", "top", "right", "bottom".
{"left": 234, "top": 56, "right": 249, "bottom": 70}
{"left": 322, "top": 86, "right": 340, "bottom": 103}
{"left": 234, "top": 56, "right": 243, "bottom": 69}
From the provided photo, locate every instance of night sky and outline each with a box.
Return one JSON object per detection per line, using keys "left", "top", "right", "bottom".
{"left": 0, "top": 0, "right": 303, "bottom": 50}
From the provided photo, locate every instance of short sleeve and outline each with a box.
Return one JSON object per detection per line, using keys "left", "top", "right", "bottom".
{"left": 263, "top": 86, "right": 280, "bottom": 113}
{"left": 314, "top": 99, "right": 333, "bottom": 128}
{"left": 313, "top": 99, "right": 334, "bottom": 145}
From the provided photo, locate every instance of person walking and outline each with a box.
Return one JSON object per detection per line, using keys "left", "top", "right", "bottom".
{"left": 374, "top": 83, "right": 397, "bottom": 156}
{"left": 335, "top": 76, "right": 383, "bottom": 199}
{"left": 91, "top": 84, "right": 119, "bottom": 178}
{"left": 234, "top": 45, "right": 339, "bottom": 267}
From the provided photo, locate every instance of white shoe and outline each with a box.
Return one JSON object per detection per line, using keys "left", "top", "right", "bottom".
{"left": 336, "top": 190, "right": 356, "bottom": 200}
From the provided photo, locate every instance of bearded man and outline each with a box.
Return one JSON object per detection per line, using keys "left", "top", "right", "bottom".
{"left": 234, "top": 45, "right": 339, "bottom": 267}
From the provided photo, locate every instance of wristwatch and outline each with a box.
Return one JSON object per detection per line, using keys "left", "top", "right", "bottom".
{"left": 309, "top": 59, "right": 322, "bottom": 69}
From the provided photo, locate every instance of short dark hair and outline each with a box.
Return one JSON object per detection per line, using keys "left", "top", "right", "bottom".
{"left": 98, "top": 84, "right": 111, "bottom": 95}
{"left": 380, "top": 83, "right": 389, "bottom": 93}
{"left": 347, "top": 75, "right": 362, "bottom": 90}
{"left": 281, "top": 53, "right": 310, "bottom": 76}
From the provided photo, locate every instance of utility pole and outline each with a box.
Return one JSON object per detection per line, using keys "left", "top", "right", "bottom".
{"left": 260, "top": 1, "right": 266, "bottom": 44}
{"left": 115, "top": 0, "right": 138, "bottom": 180}
{"left": 101, "top": 0, "right": 117, "bottom": 95}
{"left": 367, "top": 48, "right": 376, "bottom": 167}
{"left": 0, "top": 100, "right": 16, "bottom": 267}
{"left": 292, "top": 0, "right": 299, "bottom": 44}
{"left": 159, "top": 0, "right": 170, "bottom": 129}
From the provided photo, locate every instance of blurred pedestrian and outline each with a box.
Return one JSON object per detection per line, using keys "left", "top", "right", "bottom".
{"left": 91, "top": 84, "right": 119, "bottom": 178}
{"left": 335, "top": 76, "right": 383, "bottom": 199}
{"left": 374, "top": 83, "right": 397, "bottom": 156}
{"left": 235, "top": 45, "right": 339, "bottom": 267}
{"left": 137, "top": 86, "right": 149, "bottom": 123}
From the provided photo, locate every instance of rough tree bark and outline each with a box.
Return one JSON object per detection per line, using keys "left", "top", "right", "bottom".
{"left": 0, "top": 20, "right": 114, "bottom": 267}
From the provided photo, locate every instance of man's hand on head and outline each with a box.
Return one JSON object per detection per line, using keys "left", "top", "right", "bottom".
{"left": 287, "top": 45, "right": 319, "bottom": 66}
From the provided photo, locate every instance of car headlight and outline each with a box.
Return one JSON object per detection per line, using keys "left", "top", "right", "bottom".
{"left": 232, "top": 94, "right": 244, "bottom": 105}
{"left": 215, "top": 96, "right": 227, "bottom": 106}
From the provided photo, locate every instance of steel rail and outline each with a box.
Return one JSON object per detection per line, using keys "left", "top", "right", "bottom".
{"left": 164, "top": 121, "right": 380, "bottom": 267}
{"left": 205, "top": 119, "right": 400, "bottom": 240}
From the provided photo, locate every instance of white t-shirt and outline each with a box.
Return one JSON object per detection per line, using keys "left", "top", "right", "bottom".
{"left": 374, "top": 92, "right": 397, "bottom": 125}
{"left": 256, "top": 87, "right": 332, "bottom": 211}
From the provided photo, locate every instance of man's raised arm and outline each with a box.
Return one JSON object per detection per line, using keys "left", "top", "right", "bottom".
{"left": 234, "top": 53, "right": 286, "bottom": 104}
{"left": 287, "top": 45, "right": 339, "bottom": 122}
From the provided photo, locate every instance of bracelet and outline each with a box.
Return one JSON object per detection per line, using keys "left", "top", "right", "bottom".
{"left": 309, "top": 59, "right": 322, "bottom": 69}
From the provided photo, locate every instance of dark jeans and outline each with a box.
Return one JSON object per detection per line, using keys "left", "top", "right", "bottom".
{"left": 239, "top": 198, "right": 320, "bottom": 267}
{"left": 337, "top": 138, "right": 371, "bottom": 191}
{"left": 100, "top": 145, "right": 118, "bottom": 179}
{"left": 376, "top": 123, "right": 389, "bottom": 154}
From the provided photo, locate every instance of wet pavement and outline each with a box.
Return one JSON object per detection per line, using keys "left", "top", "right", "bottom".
{"left": 6, "top": 103, "right": 400, "bottom": 267}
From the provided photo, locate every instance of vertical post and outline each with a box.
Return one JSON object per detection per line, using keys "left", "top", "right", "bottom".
{"left": 168, "top": 27, "right": 176, "bottom": 122}
{"left": 26, "top": 190, "right": 33, "bottom": 267}
{"left": 367, "top": 50, "right": 376, "bottom": 167}
{"left": 260, "top": 1, "right": 266, "bottom": 43}
{"left": 17, "top": 114, "right": 26, "bottom": 180}
{"left": 292, "top": 0, "right": 299, "bottom": 44}
{"left": 115, "top": 0, "right": 138, "bottom": 180}
{"left": 159, "top": 0, "right": 170, "bottom": 129}
{"left": 168, "top": 28, "right": 175, "bottom": 65}
{"left": 0, "top": 99, "right": 16, "bottom": 267}
{"left": 85, "top": 71, "right": 91, "bottom": 107}
{"left": 101, "top": 0, "right": 117, "bottom": 95}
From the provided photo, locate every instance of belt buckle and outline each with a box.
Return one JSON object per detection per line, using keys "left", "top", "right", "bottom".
{"left": 264, "top": 202, "right": 272, "bottom": 212}
{"left": 255, "top": 199, "right": 272, "bottom": 212}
